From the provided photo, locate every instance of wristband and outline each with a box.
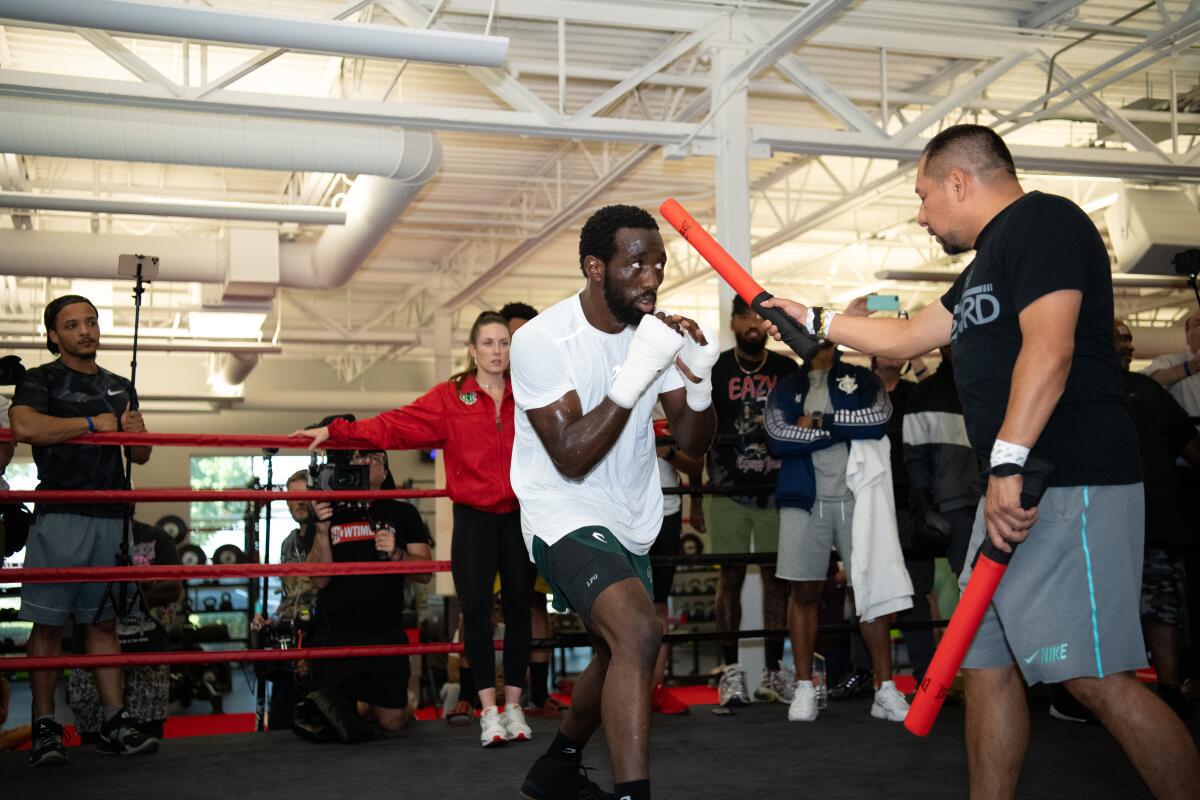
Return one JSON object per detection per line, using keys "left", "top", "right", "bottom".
{"left": 85, "top": 416, "right": 95, "bottom": 433}
{"left": 990, "top": 438, "right": 1030, "bottom": 469}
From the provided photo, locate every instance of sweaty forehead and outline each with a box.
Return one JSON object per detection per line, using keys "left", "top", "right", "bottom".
{"left": 613, "top": 227, "right": 664, "bottom": 259}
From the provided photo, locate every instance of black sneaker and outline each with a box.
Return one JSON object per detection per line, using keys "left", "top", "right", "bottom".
{"left": 828, "top": 669, "right": 873, "bottom": 701}
{"left": 98, "top": 709, "right": 159, "bottom": 756}
{"left": 29, "top": 717, "right": 68, "bottom": 767}
{"left": 519, "top": 755, "right": 613, "bottom": 800}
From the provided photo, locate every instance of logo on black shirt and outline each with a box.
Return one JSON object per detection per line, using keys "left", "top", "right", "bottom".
{"left": 950, "top": 282, "right": 999, "bottom": 341}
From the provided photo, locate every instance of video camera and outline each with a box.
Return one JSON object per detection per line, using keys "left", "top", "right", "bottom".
{"left": 306, "top": 414, "right": 370, "bottom": 511}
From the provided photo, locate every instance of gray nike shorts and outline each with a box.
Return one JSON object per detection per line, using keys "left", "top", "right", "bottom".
{"left": 19, "top": 512, "right": 131, "bottom": 626}
{"left": 958, "top": 484, "right": 1147, "bottom": 684}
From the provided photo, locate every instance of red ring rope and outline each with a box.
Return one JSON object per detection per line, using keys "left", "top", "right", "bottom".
{"left": 0, "top": 641, "right": 474, "bottom": 672}
{"left": 1, "top": 560, "right": 452, "bottom": 584}
{"left": 0, "top": 488, "right": 448, "bottom": 503}
{"left": 0, "top": 428, "right": 376, "bottom": 450}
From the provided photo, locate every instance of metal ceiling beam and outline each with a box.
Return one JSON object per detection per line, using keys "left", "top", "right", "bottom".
{"left": 891, "top": 51, "right": 1032, "bottom": 144}
{"left": 73, "top": 28, "right": 183, "bottom": 96}
{"left": 7, "top": 70, "right": 1198, "bottom": 184}
{"left": 1044, "top": 57, "right": 1168, "bottom": 158}
{"left": 378, "top": 0, "right": 555, "bottom": 119}
{"left": 739, "top": 18, "right": 883, "bottom": 137}
{"left": 569, "top": 19, "right": 720, "bottom": 122}
{"left": 1021, "top": 0, "right": 1085, "bottom": 30}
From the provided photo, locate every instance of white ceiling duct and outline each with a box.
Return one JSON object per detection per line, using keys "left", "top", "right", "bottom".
{"left": 0, "top": 0, "right": 509, "bottom": 67}
{"left": 0, "top": 95, "right": 442, "bottom": 386}
{"left": 0, "top": 95, "right": 442, "bottom": 290}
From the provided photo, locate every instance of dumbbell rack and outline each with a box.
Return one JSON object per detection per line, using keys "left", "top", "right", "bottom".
{"left": 667, "top": 565, "right": 719, "bottom": 679}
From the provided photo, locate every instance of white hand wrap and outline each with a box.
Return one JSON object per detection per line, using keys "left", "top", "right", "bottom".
{"left": 677, "top": 323, "right": 721, "bottom": 411}
{"left": 608, "top": 314, "right": 686, "bottom": 409}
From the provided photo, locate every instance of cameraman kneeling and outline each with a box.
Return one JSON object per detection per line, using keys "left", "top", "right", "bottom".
{"left": 306, "top": 449, "right": 431, "bottom": 733}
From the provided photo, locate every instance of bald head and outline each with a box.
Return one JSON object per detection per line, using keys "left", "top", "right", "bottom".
{"left": 921, "top": 124, "right": 1017, "bottom": 184}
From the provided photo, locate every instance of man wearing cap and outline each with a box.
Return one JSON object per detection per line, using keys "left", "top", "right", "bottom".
{"left": 9, "top": 295, "right": 157, "bottom": 766}
{"left": 304, "top": 447, "right": 433, "bottom": 733}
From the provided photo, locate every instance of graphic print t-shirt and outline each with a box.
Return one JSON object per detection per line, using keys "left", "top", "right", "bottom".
{"left": 708, "top": 349, "right": 799, "bottom": 507}
{"left": 317, "top": 499, "right": 430, "bottom": 633}
{"left": 938, "top": 191, "right": 1140, "bottom": 487}
{"left": 11, "top": 360, "right": 137, "bottom": 517}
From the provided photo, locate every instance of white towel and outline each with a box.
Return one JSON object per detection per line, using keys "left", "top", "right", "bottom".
{"left": 846, "top": 438, "right": 913, "bottom": 622}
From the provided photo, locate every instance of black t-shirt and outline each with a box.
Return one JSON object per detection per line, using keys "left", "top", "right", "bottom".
{"left": 939, "top": 192, "right": 1141, "bottom": 487}
{"left": 708, "top": 349, "right": 799, "bottom": 506}
{"left": 11, "top": 360, "right": 137, "bottom": 517}
{"left": 315, "top": 499, "right": 430, "bottom": 634}
{"left": 1123, "top": 371, "right": 1195, "bottom": 550}
{"left": 885, "top": 378, "right": 916, "bottom": 509}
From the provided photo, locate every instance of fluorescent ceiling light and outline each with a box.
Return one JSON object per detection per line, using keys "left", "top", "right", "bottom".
{"left": 189, "top": 311, "right": 266, "bottom": 340}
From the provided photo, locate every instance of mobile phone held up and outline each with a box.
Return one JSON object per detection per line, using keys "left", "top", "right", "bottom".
{"left": 866, "top": 294, "right": 900, "bottom": 312}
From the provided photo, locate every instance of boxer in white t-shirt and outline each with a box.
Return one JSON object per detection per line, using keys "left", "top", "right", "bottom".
{"left": 512, "top": 205, "right": 716, "bottom": 800}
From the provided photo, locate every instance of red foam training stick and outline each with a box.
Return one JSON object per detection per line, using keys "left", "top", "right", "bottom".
{"left": 660, "top": 199, "right": 820, "bottom": 361}
{"left": 905, "top": 540, "right": 1011, "bottom": 736}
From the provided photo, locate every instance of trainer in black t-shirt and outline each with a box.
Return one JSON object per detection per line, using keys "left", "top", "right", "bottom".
{"left": 11, "top": 360, "right": 137, "bottom": 517}
{"left": 708, "top": 349, "right": 798, "bottom": 506}
{"left": 315, "top": 499, "right": 430, "bottom": 634}
{"left": 939, "top": 191, "right": 1141, "bottom": 487}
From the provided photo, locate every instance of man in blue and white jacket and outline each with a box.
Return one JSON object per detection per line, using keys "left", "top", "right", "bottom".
{"left": 764, "top": 341, "right": 911, "bottom": 724}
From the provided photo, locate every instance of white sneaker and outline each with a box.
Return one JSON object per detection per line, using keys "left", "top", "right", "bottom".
{"left": 479, "top": 706, "right": 506, "bottom": 747}
{"left": 718, "top": 663, "right": 751, "bottom": 707}
{"left": 871, "top": 680, "right": 910, "bottom": 722}
{"left": 787, "top": 680, "right": 819, "bottom": 722}
{"left": 501, "top": 703, "right": 532, "bottom": 742}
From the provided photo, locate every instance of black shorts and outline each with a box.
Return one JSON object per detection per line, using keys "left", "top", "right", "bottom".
{"left": 532, "top": 526, "right": 653, "bottom": 626}
{"left": 649, "top": 512, "right": 683, "bottom": 604}
{"left": 309, "top": 622, "right": 411, "bottom": 710}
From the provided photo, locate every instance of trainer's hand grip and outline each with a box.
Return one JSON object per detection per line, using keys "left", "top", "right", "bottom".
{"left": 660, "top": 198, "right": 820, "bottom": 361}
{"left": 750, "top": 291, "right": 821, "bottom": 361}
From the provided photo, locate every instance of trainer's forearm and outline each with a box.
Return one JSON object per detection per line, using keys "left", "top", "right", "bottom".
{"left": 1149, "top": 357, "right": 1196, "bottom": 389}
{"left": 994, "top": 339, "right": 1072, "bottom": 451}
{"left": 828, "top": 316, "right": 929, "bottom": 360}
{"left": 549, "top": 399, "right": 632, "bottom": 479}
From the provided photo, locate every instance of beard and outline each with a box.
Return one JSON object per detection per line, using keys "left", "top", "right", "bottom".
{"left": 603, "top": 271, "right": 653, "bottom": 328}
{"left": 934, "top": 231, "right": 970, "bottom": 256}
{"left": 734, "top": 330, "right": 765, "bottom": 355}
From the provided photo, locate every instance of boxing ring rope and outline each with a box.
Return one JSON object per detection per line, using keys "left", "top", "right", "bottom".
{"left": 0, "top": 425, "right": 946, "bottom": 684}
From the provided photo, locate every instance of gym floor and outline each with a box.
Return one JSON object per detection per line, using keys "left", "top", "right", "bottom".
{"left": 3, "top": 696, "right": 1181, "bottom": 799}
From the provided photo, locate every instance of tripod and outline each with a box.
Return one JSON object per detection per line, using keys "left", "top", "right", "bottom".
{"left": 94, "top": 256, "right": 156, "bottom": 623}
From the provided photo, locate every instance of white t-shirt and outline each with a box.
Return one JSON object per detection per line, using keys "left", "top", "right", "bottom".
{"left": 1143, "top": 353, "right": 1200, "bottom": 418}
{"left": 510, "top": 293, "right": 685, "bottom": 555}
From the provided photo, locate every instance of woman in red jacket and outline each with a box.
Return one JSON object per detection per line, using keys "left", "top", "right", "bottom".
{"left": 297, "top": 311, "right": 534, "bottom": 748}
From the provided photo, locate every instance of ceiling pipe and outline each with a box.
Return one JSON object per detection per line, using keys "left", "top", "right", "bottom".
{"left": 0, "top": 95, "right": 442, "bottom": 290}
{"left": 0, "top": 95, "right": 442, "bottom": 388}
{"left": 0, "top": 191, "right": 347, "bottom": 224}
{"left": 0, "top": 0, "right": 509, "bottom": 67}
